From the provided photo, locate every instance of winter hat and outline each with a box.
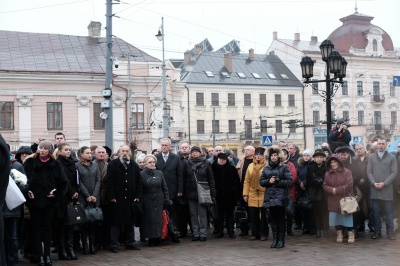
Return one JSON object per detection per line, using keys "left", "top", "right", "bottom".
{"left": 336, "top": 118, "right": 345, "bottom": 125}
{"left": 15, "top": 146, "right": 33, "bottom": 163}
{"left": 254, "top": 147, "right": 266, "bottom": 155}
{"left": 313, "top": 149, "right": 326, "bottom": 158}
{"left": 303, "top": 149, "right": 314, "bottom": 157}
{"left": 190, "top": 146, "right": 201, "bottom": 153}
{"left": 38, "top": 140, "right": 54, "bottom": 153}
{"left": 217, "top": 152, "right": 228, "bottom": 160}
{"left": 334, "top": 146, "right": 355, "bottom": 157}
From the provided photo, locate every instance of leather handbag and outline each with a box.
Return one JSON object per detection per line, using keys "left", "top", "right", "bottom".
{"left": 85, "top": 203, "right": 103, "bottom": 223}
{"left": 233, "top": 206, "right": 248, "bottom": 223}
{"left": 297, "top": 192, "right": 312, "bottom": 210}
{"left": 65, "top": 201, "right": 87, "bottom": 225}
{"left": 193, "top": 172, "right": 213, "bottom": 206}
{"left": 340, "top": 195, "right": 360, "bottom": 215}
{"left": 161, "top": 210, "right": 169, "bottom": 240}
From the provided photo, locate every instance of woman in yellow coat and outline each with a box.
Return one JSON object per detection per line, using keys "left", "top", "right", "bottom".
{"left": 243, "top": 147, "right": 268, "bottom": 240}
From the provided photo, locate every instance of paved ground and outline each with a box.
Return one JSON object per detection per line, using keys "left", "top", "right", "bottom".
{"left": 19, "top": 227, "right": 399, "bottom": 266}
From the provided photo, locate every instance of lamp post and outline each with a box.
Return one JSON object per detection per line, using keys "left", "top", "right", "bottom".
{"left": 300, "top": 39, "right": 347, "bottom": 145}
{"left": 156, "top": 17, "right": 169, "bottom": 138}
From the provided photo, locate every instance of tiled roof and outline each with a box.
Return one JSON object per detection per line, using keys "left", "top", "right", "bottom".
{"left": 0, "top": 30, "right": 159, "bottom": 73}
{"left": 181, "top": 52, "right": 303, "bottom": 87}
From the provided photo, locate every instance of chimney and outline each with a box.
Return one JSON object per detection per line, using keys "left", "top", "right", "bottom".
{"left": 88, "top": 21, "right": 102, "bottom": 37}
{"left": 249, "top": 48, "right": 254, "bottom": 61}
{"left": 294, "top": 33, "right": 300, "bottom": 41}
{"left": 194, "top": 44, "right": 202, "bottom": 55}
{"left": 311, "top": 36, "right": 318, "bottom": 43}
{"left": 224, "top": 52, "right": 233, "bottom": 73}
{"left": 184, "top": 50, "right": 191, "bottom": 64}
{"left": 273, "top": 31, "right": 278, "bottom": 40}
{"left": 269, "top": 51, "right": 275, "bottom": 55}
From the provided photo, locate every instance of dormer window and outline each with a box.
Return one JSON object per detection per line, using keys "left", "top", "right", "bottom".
{"left": 373, "top": 39, "right": 377, "bottom": 51}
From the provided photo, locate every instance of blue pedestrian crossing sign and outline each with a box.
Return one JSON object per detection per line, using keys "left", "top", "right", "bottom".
{"left": 262, "top": 135, "right": 273, "bottom": 146}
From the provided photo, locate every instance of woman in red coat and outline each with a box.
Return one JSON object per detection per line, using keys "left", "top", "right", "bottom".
{"left": 282, "top": 148, "right": 297, "bottom": 236}
{"left": 323, "top": 155, "right": 354, "bottom": 244}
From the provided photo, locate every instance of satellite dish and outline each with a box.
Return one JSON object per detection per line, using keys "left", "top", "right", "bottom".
{"left": 100, "top": 112, "right": 108, "bottom": 119}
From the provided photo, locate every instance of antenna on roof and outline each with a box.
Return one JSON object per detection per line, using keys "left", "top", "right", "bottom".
{"left": 354, "top": 0, "right": 358, "bottom": 14}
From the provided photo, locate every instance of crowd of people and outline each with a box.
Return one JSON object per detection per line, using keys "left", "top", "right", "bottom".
{"left": 1, "top": 119, "right": 399, "bottom": 266}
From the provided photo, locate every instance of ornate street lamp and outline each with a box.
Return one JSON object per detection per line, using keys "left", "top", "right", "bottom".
{"left": 300, "top": 39, "right": 346, "bottom": 146}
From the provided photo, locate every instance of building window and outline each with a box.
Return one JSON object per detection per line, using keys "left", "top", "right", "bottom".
{"left": 0, "top": 102, "right": 14, "bottom": 130}
{"left": 343, "top": 111, "right": 349, "bottom": 123}
{"left": 197, "top": 120, "right": 205, "bottom": 134}
{"left": 93, "top": 103, "right": 105, "bottom": 130}
{"left": 358, "top": 111, "right": 364, "bottom": 125}
{"left": 276, "top": 120, "right": 282, "bottom": 133}
{"left": 228, "top": 120, "right": 236, "bottom": 134}
{"left": 261, "top": 120, "right": 268, "bottom": 133}
{"left": 374, "top": 111, "right": 382, "bottom": 130}
{"left": 342, "top": 81, "right": 348, "bottom": 95}
{"left": 373, "top": 81, "right": 380, "bottom": 95}
{"left": 244, "top": 120, "right": 252, "bottom": 138}
{"left": 131, "top": 103, "right": 144, "bottom": 129}
{"left": 391, "top": 111, "right": 397, "bottom": 126}
{"left": 196, "top": 92, "right": 204, "bottom": 106}
{"left": 275, "top": 94, "right": 282, "bottom": 107}
{"left": 228, "top": 93, "right": 235, "bottom": 106}
{"left": 211, "top": 93, "right": 219, "bottom": 106}
{"left": 289, "top": 123, "right": 296, "bottom": 133}
{"left": 47, "top": 102, "right": 62, "bottom": 130}
{"left": 213, "top": 120, "right": 220, "bottom": 133}
{"left": 259, "top": 94, "right": 266, "bottom": 107}
{"left": 357, "top": 81, "right": 363, "bottom": 96}
{"left": 311, "top": 79, "right": 318, "bottom": 94}
{"left": 288, "top": 95, "right": 295, "bottom": 107}
{"left": 373, "top": 39, "right": 377, "bottom": 51}
{"left": 244, "top": 94, "right": 251, "bottom": 106}
{"left": 390, "top": 82, "right": 396, "bottom": 97}
{"left": 313, "top": 111, "right": 320, "bottom": 125}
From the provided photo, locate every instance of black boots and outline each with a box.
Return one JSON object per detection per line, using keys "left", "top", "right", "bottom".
{"left": 287, "top": 219, "right": 294, "bottom": 236}
{"left": 275, "top": 225, "right": 285, "bottom": 249}
{"left": 81, "top": 230, "right": 89, "bottom": 255}
{"left": 270, "top": 225, "right": 278, "bottom": 248}
{"left": 66, "top": 228, "right": 78, "bottom": 260}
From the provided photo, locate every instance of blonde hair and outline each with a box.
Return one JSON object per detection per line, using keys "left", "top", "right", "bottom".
{"left": 143, "top": 154, "right": 157, "bottom": 164}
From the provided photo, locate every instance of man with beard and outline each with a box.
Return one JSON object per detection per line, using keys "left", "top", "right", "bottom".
{"left": 107, "top": 145, "right": 142, "bottom": 253}
{"left": 0, "top": 134, "right": 11, "bottom": 266}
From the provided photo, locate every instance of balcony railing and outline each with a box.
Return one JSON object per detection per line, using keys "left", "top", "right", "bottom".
{"left": 371, "top": 94, "right": 385, "bottom": 104}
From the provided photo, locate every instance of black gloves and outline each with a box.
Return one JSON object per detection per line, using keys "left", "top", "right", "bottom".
{"left": 163, "top": 199, "right": 173, "bottom": 209}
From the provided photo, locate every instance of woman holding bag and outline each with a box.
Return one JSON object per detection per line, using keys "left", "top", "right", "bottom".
{"left": 76, "top": 146, "right": 100, "bottom": 255}
{"left": 323, "top": 155, "right": 354, "bottom": 243}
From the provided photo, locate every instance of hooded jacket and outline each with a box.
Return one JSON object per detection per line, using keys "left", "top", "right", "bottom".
{"left": 259, "top": 148, "right": 293, "bottom": 208}
{"left": 15, "top": 146, "right": 33, "bottom": 164}
{"left": 323, "top": 155, "right": 353, "bottom": 212}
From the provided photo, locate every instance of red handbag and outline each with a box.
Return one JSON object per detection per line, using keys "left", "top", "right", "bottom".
{"left": 161, "top": 210, "right": 169, "bottom": 240}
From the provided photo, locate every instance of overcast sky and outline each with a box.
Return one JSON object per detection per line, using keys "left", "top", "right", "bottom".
{"left": 1, "top": 0, "right": 399, "bottom": 60}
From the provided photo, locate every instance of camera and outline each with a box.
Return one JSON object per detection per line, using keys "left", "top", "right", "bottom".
{"left": 114, "top": 57, "right": 119, "bottom": 68}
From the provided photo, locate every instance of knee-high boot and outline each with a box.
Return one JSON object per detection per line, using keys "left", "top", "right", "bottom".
{"left": 81, "top": 228, "right": 89, "bottom": 255}
{"left": 66, "top": 227, "right": 78, "bottom": 260}
{"left": 270, "top": 225, "right": 278, "bottom": 248}
{"left": 276, "top": 224, "right": 285, "bottom": 248}
{"left": 89, "top": 225, "right": 97, "bottom": 255}
{"left": 58, "top": 226, "right": 71, "bottom": 260}
{"left": 286, "top": 217, "right": 294, "bottom": 236}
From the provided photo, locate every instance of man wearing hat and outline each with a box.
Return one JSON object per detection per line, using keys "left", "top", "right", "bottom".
{"left": 329, "top": 118, "right": 351, "bottom": 153}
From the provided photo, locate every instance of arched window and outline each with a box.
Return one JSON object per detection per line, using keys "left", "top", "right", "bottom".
{"left": 373, "top": 39, "right": 377, "bottom": 51}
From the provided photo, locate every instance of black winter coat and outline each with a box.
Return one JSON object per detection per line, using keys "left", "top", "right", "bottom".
{"left": 183, "top": 156, "right": 216, "bottom": 200}
{"left": 155, "top": 152, "right": 183, "bottom": 200}
{"left": 259, "top": 161, "right": 292, "bottom": 208}
{"left": 306, "top": 161, "right": 326, "bottom": 202}
{"left": 140, "top": 168, "right": 169, "bottom": 238}
{"left": 24, "top": 155, "right": 68, "bottom": 209}
{"left": 212, "top": 160, "right": 240, "bottom": 211}
{"left": 296, "top": 158, "right": 311, "bottom": 199}
{"left": 107, "top": 159, "right": 142, "bottom": 225}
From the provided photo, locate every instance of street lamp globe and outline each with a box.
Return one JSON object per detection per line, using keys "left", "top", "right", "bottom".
{"left": 300, "top": 56, "right": 314, "bottom": 80}
{"left": 319, "top": 39, "right": 334, "bottom": 62}
{"left": 339, "top": 57, "right": 348, "bottom": 79}
{"left": 155, "top": 30, "right": 163, "bottom": 41}
{"left": 328, "top": 51, "right": 343, "bottom": 75}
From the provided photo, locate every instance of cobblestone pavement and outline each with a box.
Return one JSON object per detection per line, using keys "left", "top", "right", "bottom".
{"left": 19, "top": 227, "right": 399, "bottom": 266}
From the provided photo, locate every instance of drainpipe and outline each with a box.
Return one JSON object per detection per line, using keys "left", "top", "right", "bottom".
{"left": 184, "top": 85, "right": 191, "bottom": 144}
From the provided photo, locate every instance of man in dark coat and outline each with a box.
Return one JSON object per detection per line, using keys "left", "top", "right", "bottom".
{"left": 107, "top": 145, "right": 142, "bottom": 253}
{"left": 0, "top": 134, "right": 11, "bottom": 266}
{"left": 155, "top": 138, "right": 183, "bottom": 224}
{"left": 177, "top": 141, "right": 191, "bottom": 237}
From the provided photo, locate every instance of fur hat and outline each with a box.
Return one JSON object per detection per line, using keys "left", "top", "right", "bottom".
{"left": 255, "top": 147, "right": 266, "bottom": 155}
{"left": 303, "top": 149, "right": 314, "bottom": 157}
{"left": 190, "top": 146, "right": 201, "bottom": 153}
{"left": 217, "top": 152, "right": 228, "bottom": 160}
{"left": 268, "top": 146, "right": 281, "bottom": 157}
{"left": 38, "top": 140, "right": 54, "bottom": 153}
{"left": 313, "top": 149, "right": 326, "bottom": 158}
{"left": 334, "top": 146, "right": 355, "bottom": 157}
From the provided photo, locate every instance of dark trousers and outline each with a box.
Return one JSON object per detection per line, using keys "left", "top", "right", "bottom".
{"left": 216, "top": 205, "right": 235, "bottom": 235}
{"left": 269, "top": 206, "right": 286, "bottom": 230}
{"left": 176, "top": 201, "right": 191, "bottom": 236}
{"left": 0, "top": 207, "right": 5, "bottom": 266}
{"left": 4, "top": 217, "right": 20, "bottom": 266}
{"left": 110, "top": 225, "right": 135, "bottom": 249}
{"left": 249, "top": 207, "right": 269, "bottom": 238}
{"left": 312, "top": 200, "right": 329, "bottom": 230}
{"left": 96, "top": 205, "right": 110, "bottom": 249}
{"left": 30, "top": 207, "right": 55, "bottom": 257}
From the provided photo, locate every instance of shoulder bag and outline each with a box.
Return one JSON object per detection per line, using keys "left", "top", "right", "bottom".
{"left": 297, "top": 191, "right": 312, "bottom": 210}
{"left": 193, "top": 171, "right": 213, "bottom": 206}
{"left": 66, "top": 200, "right": 87, "bottom": 225}
{"left": 85, "top": 202, "right": 103, "bottom": 223}
{"left": 340, "top": 185, "right": 359, "bottom": 215}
